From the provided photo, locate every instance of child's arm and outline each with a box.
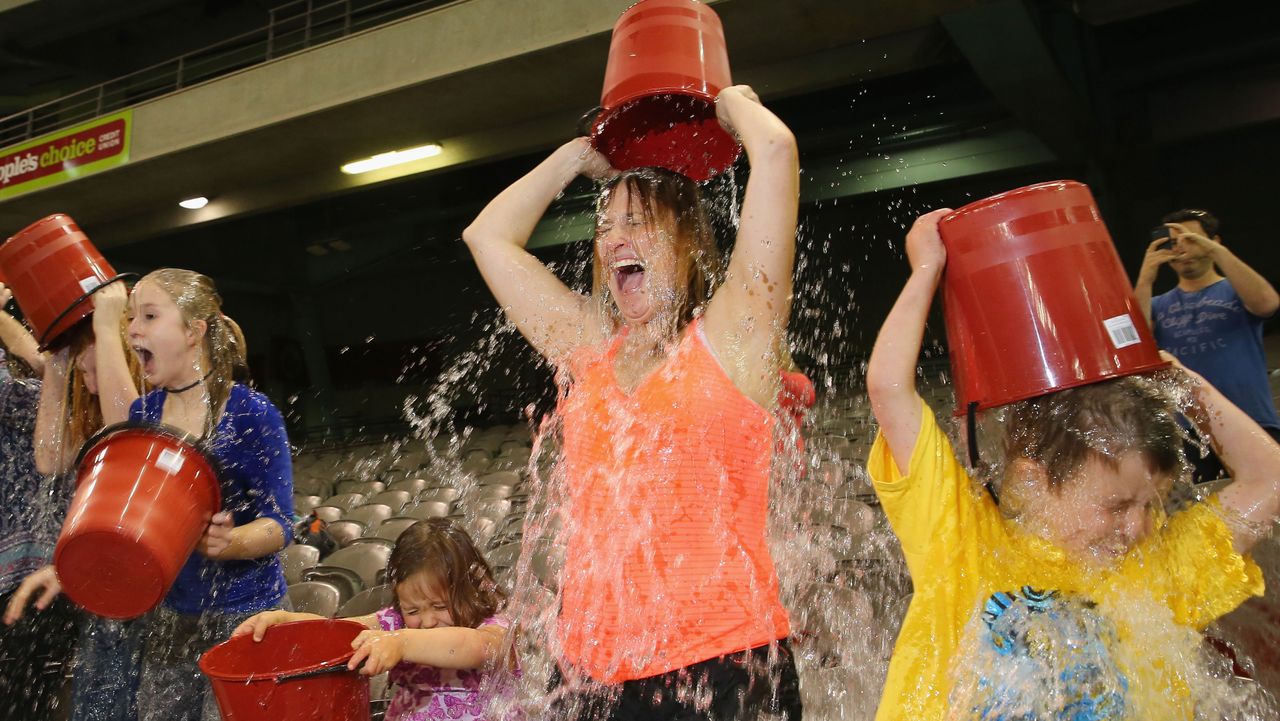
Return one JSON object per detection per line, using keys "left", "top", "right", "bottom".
{"left": 2, "top": 566, "right": 60, "bottom": 625}
{"left": 32, "top": 349, "right": 73, "bottom": 476}
{"left": 462, "top": 139, "right": 614, "bottom": 365}
{"left": 348, "top": 624, "right": 509, "bottom": 675}
{"left": 90, "top": 283, "right": 138, "bottom": 425}
{"left": 866, "top": 209, "right": 952, "bottom": 472}
{"left": 232, "top": 609, "right": 381, "bottom": 641}
{"left": 1175, "top": 354, "right": 1280, "bottom": 553}
{"left": 199, "top": 396, "right": 293, "bottom": 561}
{"left": 0, "top": 284, "right": 43, "bottom": 374}
{"left": 702, "top": 85, "right": 799, "bottom": 406}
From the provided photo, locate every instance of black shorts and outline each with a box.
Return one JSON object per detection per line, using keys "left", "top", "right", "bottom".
{"left": 549, "top": 639, "right": 803, "bottom": 721}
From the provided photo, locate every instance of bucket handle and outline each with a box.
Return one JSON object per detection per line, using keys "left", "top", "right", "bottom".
{"left": 36, "top": 273, "right": 137, "bottom": 349}
{"left": 576, "top": 106, "right": 603, "bottom": 137}
{"left": 965, "top": 401, "right": 979, "bottom": 469}
{"left": 273, "top": 658, "right": 365, "bottom": 684}
{"left": 74, "top": 420, "right": 224, "bottom": 484}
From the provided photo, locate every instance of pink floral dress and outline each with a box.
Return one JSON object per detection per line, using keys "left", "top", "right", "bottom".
{"left": 374, "top": 608, "right": 520, "bottom": 721}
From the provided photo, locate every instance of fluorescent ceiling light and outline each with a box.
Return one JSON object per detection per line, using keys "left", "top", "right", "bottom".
{"left": 179, "top": 196, "right": 209, "bottom": 210}
{"left": 341, "top": 144, "right": 443, "bottom": 175}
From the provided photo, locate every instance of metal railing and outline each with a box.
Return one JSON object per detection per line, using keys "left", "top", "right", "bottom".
{"left": 0, "top": 0, "right": 452, "bottom": 149}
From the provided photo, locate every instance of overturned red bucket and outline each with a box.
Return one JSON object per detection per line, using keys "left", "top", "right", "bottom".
{"left": 589, "top": 0, "right": 740, "bottom": 181}
{"left": 55, "top": 423, "right": 222, "bottom": 619}
{"left": 0, "top": 214, "right": 130, "bottom": 349}
{"left": 938, "top": 180, "right": 1167, "bottom": 416}
{"left": 200, "top": 619, "right": 371, "bottom": 721}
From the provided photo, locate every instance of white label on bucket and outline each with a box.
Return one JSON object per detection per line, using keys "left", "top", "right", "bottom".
{"left": 1103, "top": 315, "right": 1141, "bottom": 349}
{"left": 78, "top": 276, "right": 102, "bottom": 294}
{"left": 156, "top": 448, "right": 185, "bottom": 475}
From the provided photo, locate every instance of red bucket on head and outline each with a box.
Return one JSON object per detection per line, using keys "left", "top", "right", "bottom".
{"left": 0, "top": 214, "right": 129, "bottom": 350}
{"left": 200, "top": 619, "right": 371, "bottom": 721}
{"left": 589, "top": 0, "right": 740, "bottom": 181}
{"left": 938, "top": 180, "right": 1168, "bottom": 415}
{"left": 54, "top": 423, "right": 222, "bottom": 619}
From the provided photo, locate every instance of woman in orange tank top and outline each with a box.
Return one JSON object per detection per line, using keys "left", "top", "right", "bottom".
{"left": 464, "top": 85, "right": 801, "bottom": 721}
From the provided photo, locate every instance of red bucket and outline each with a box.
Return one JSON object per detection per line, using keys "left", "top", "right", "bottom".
{"left": 54, "top": 423, "right": 222, "bottom": 619}
{"left": 589, "top": 0, "right": 740, "bottom": 181}
{"left": 0, "top": 214, "right": 130, "bottom": 349}
{"left": 938, "top": 180, "right": 1167, "bottom": 415}
{"left": 200, "top": 619, "right": 371, "bottom": 721}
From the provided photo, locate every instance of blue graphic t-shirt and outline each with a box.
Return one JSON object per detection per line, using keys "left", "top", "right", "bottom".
{"left": 1152, "top": 279, "right": 1279, "bottom": 430}
{"left": 953, "top": 587, "right": 1128, "bottom": 721}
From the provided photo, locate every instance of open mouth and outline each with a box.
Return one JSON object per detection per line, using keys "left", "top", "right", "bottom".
{"left": 612, "top": 259, "right": 646, "bottom": 295}
{"left": 132, "top": 345, "right": 155, "bottom": 372}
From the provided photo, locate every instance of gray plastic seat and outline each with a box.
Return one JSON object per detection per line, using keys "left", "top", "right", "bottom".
{"left": 325, "top": 520, "right": 367, "bottom": 547}
{"left": 314, "top": 543, "right": 393, "bottom": 590}
{"left": 470, "top": 484, "right": 513, "bottom": 501}
{"left": 336, "top": 479, "right": 386, "bottom": 496}
{"left": 399, "top": 500, "right": 451, "bottom": 520}
{"left": 418, "top": 488, "right": 460, "bottom": 504}
{"left": 280, "top": 543, "right": 320, "bottom": 585}
{"left": 486, "top": 541, "right": 521, "bottom": 571}
{"left": 321, "top": 493, "right": 366, "bottom": 511}
{"left": 286, "top": 581, "right": 341, "bottom": 617}
{"left": 302, "top": 568, "right": 362, "bottom": 605}
{"left": 293, "top": 495, "right": 323, "bottom": 517}
{"left": 387, "top": 478, "right": 430, "bottom": 496}
{"left": 311, "top": 505, "right": 345, "bottom": 523}
{"left": 478, "top": 471, "right": 521, "bottom": 487}
{"left": 367, "top": 490, "right": 412, "bottom": 513}
{"left": 338, "top": 584, "right": 395, "bottom": 617}
{"left": 473, "top": 498, "right": 512, "bottom": 519}
{"left": 345, "top": 503, "right": 393, "bottom": 528}
{"left": 374, "top": 517, "right": 420, "bottom": 542}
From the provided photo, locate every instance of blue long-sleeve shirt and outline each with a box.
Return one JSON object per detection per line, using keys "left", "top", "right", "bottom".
{"left": 130, "top": 383, "right": 294, "bottom": 615}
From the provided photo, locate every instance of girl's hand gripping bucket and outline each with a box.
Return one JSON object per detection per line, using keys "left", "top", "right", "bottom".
{"left": 588, "top": 0, "right": 741, "bottom": 181}
{"left": 54, "top": 422, "right": 222, "bottom": 619}
{"left": 937, "top": 180, "right": 1168, "bottom": 419}
{"left": 200, "top": 619, "right": 371, "bottom": 721}
{"left": 0, "top": 213, "right": 132, "bottom": 349}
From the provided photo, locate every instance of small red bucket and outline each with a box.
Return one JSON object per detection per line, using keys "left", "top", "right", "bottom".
{"left": 589, "top": 0, "right": 740, "bottom": 181}
{"left": 200, "top": 619, "right": 371, "bottom": 721}
{"left": 938, "top": 180, "right": 1167, "bottom": 416}
{"left": 55, "top": 423, "right": 222, "bottom": 619}
{"left": 0, "top": 214, "right": 130, "bottom": 349}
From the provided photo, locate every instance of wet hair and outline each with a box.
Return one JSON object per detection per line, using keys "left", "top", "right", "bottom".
{"left": 592, "top": 168, "right": 723, "bottom": 331}
{"left": 139, "top": 269, "right": 248, "bottom": 439}
{"left": 1002, "top": 375, "right": 1184, "bottom": 490}
{"left": 1161, "top": 208, "right": 1220, "bottom": 239}
{"left": 386, "top": 518, "right": 504, "bottom": 629}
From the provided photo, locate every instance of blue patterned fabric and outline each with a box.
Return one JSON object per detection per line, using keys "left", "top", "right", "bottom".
{"left": 964, "top": 587, "right": 1128, "bottom": 721}
{"left": 0, "top": 354, "right": 71, "bottom": 595}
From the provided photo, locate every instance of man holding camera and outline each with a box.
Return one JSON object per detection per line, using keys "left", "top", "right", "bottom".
{"left": 1134, "top": 208, "right": 1280, "bottom": 482}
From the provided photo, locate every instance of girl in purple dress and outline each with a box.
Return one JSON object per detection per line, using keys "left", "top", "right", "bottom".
{"left": 236, "top": 519, "right": 519, "bottom": 721}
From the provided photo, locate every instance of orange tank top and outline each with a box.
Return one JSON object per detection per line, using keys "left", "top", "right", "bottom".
{"left": 556, "top": 318, "right": 791, "bottom": 683}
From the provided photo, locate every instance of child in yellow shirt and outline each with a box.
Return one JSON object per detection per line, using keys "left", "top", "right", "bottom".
{"left": 865, "top": 209, "right": 1280, "bottom": 721}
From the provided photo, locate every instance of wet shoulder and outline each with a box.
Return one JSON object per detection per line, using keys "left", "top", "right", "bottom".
{"left": 221, "top": 384, "right": 287, "bottom": 439}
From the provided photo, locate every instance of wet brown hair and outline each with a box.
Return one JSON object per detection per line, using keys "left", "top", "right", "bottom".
{"left": 139, "top": 269, "right": 247, "bottom": 439}
{"left": 1002, "top": 375, "right": 1184, "bottom": 490}
{"left": 592, "top": 168, "right": 723, "bottom": 332}
{"left": 386, "top": 519, "right": 504, "bottom": 629}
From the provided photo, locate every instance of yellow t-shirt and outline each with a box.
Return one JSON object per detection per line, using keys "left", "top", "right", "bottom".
{"left": 868, "top": 399, "right": 1264, "bottom": 721}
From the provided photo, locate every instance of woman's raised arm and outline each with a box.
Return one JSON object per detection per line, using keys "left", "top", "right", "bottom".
{"left": 463, "top": 139, "right": 615, "bottom": 364}
{"left": 702, "top": 86, "right": 800, "bottom": 407}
